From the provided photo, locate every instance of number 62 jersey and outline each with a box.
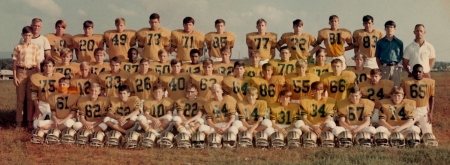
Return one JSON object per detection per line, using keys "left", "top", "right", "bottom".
{"left": 76, "top": 96, "right": 110, "bottom": 122}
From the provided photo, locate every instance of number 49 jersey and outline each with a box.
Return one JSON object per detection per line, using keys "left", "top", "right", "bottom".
{"left": 159, "top": 73, "right": 190, "bottom": 101}
{"left": 379, "top": 99, "right": 415, "bottom": 126}
{"left": 269, "top": 103, "right": 301, "bottom": 126}
{"left": 137, "top": 27, "right": 171, "bottom": 61}
{"left": 205, "top": 31, "right": 236, "bottom": 58}
{"left": 359, "top": 79, "right": 394, "bottom": 109}
{"left": 285, "top": 73, "right": 320, "bottom": 100}
{"left": 401, "top": 77, "right": 435, "bottom": 107}
{"left": 237, "top": 100, "right": 268, "bottom": 125}
{"left": 204, "top": 95, "right": 237, "bottom": 123}
{"left": 190, "top": 74, "right": 224, "bottom": 100}
{"left": 175, "top": 97, "right": 207, "bottom": 119}
{"left": 300, "top": 96, "right": 336, "bottom": 125}
{"left": 103, "top": 30, "right": 137, "bottom": 61}
{"left": 320, "top": 70, "right": 356, "bottom": 101}
{"left": 30, "top": 73, "right": 65, "bottom": 102}
{"left": 143, "top": 98, "right": 174, "bottom": 118}
{"left": 336, "top": 99, "right": 374, "bottom": 126}
{"left": 72, "top": 34, "right": 104, "bottom": 63}
{"left": 108, "top": 96, "right": 140, "bottom": 117}
{"left": 171, "top": 29, "right": 205, "bottom": 61}
{"left": 76, "top": 96, "right": 110, "bottom": 122}
{"left": 246, "top": 32, "right": 277, "bottom": 60}
{"left": 47, "top": 93, "right": 80, "bottom": 119}
{"left": 126, "top": 71, "right": 159, "bottom": 100}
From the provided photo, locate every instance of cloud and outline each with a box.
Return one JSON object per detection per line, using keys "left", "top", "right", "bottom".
{"left": 22, "top": 0, "right": 62, "bottom": 17}
{"left": 108, "top": 4, "right": 137, "bottom": 16}
{"left": 77, "top": 9, "right": 86, "bottom": 16}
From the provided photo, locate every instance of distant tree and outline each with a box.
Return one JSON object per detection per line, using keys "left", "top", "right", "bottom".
{"left": 307, "top": 55, "right": 315, "bottom": 64}
{"left": 0, "top": 59, "right": 13, "bottom": 70}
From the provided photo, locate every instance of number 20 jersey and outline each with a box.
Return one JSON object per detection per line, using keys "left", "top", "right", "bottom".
{"left": 378, "top": 99, "right": 415, "bottom": 126}
{"left": 72, "top": 34, "right": 104, "bottom": 63}
{"left": 300, "top": 96, "right": 336, "bottom": 125}
{"left": 76, "top": 96, "right": 110, "bottom": 122}
{"left": 336, "top": 99, "right": 374, "bottom": 126}
{"left": 401, "top": 77, "right": 435, "bottom": 107}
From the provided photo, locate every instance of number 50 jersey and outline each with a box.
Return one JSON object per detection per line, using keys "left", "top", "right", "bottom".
{"left": 76, "top": 96, "right": 110, "bottom": 122}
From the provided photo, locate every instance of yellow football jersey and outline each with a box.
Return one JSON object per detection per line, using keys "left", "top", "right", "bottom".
{"left": 175, "top": 97, "right": 207, "bottom": 119}
{"left": 269, "top": 103, "right": 301, "bottom": 125}
{"left": 159, "top": 72, "right": 190, "bottom": 101}
{"left": 76, "top": 96, "right": 110, "bottom": 122}
{"left": 320, "top": 71, "right": 356, "bottom": 101}
{"left": 285, "top": 73, "right": 320, "bottom": 100}
{"left": 126, "top": 71, "right": 159, "bottom": 100}
{"left": 359, "top": 79, "right": 394, "bottom": 109}
{"left": 277, "top": 32, "right": 317, "bottom": 60}
{"left": 190, "top": 74, "right": 224, "bottom": 100}
{"left": 317, "top": 28, "right": 352, "bottom": 57}
{"left": 307, "top": 63, "right": 333, "bottom": 77}
{"left": 379, "top": 99, "right": 415, "bottom": 126}
{"left": 90, "top": 62, "right": 110, "bottom": 75}
{"left": 401, "top": 78, "right": 435, "bottom": 107}
{"left": 143, "top": 97, "right": 174, "bottom": 118}
{"left": 352, "top": 29, "right": 384, "bottom": 58}
{"left": 45, "top": 33, "right": 73, "bottom": 64}
{"left": 237, "top": 100, "right": 268, "bottom": 125}
{"left": 246, "top": 32, "right": 277, "bottom": 60}
{"left": 121, "top": 61, "right": 140, "bottom": 74}
{"left": 107, "top": 96, "right": 140, "bottom": 116}
{"left": 48, "top": 93, "right": 80, "bottom": 119}
{"left": 103, "top": 30, "right": 137, "bottom": 60}
{"left": 205, "top": 31, "right": 236, "bottom": 58}
{"left": 70, "top": 74, "right": 100, "bottom": 95}
{"left": 300, "top": 96, "right": 336, "bottom": 125}
{"left": 251, "top": 76, "right": 285, "bottom": 104}
{"left": 336, "top": 99, "right": 374, "bottom": 125}
{"left": 244, "top": 65, "right": 263, "bottom": 78}
{"left": 54, "top": 62, "right": 80, "bottom": 79}
{"left": 72, "top": 34, "right": 104, "bottom": 63}
{"left": 345, "top": 67, "right": 371, "bottom": 84}
{"left": 222, "top": 76, "right": 252, "bottom": 101}
{"left": 171, "top": 29, "right": 205, "bottom": 61}
{"left": 98, "top": 70, "right": 131, "bottom": 97}
{"left": 149, "top": 61, "right": 171, "bottom": 75}
{"left": 181, "top": 63, "right": 203, "bottom": 74}
{"left": 204, "top": 95, "right": 237, "bottom": 123}
{"left": 136, "top": 27, "right": 171, "bottom": 61}
{"left": 213, "top": 62, "right": 234, "bottom": 76}
{"left": 30, "top": 73, "right": 65, "bottom": 102}
{"left": 269, "top": 59, "right": 297, "bottom": 76}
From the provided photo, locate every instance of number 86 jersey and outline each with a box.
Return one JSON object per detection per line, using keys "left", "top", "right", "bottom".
{"left": 76, "top": 96, "right": 110, "bottom": 122}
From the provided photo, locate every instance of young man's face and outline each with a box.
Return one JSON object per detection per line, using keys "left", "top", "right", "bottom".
{"left": 385, "top": 25, "right": 396, "bottom": 36}
{"left": 414, "top": 26, "right": 426, "bottom": 39}
{"left": 139, "top": 61, "right": 149, "bottom": 73}
{"left": 316, "top": 53, "right": 327, "bottom": 64}
{"left": 183, "top": 23, "right": 194, "bottom": 32}
{"left": 246, "top": 93, "right": 258, "bottom": 103}
{"left": 370, "top": 74, "right": 382, "bottom": 84}
{"left": 128, "top": 50, "right": 139, "bottom": 62}
{"left": 211, "top": 88, "right": 223, "bottom": 100}
{"left": 311, "top": 87, "right": 324, "bottom": 97}
{"left": 262, "top": 67, "right": 273, "bottom": 78}
{"left": 31, "top": 21, "right": 42, "bottom": 34}
{"left": 391, "top": 93, "right": 404, "bottom": 104}
{"left": 95, "top": 51, "right": 105, "bottom": 62}
{"left": 55, "top": 24, "right": 65, "bottom": 34}
{"left": 61, "top": 55, "right": 72, "bottom": 64}
{"left": 59, "top": 81, "right": 70, "bottom": 90}
{"left": 348, "top": 92, "right": 361, "bottom": 104}
{"left": 279, "top": 95, "right": 291, "bottom": 104}
{"left": 412, "top": 66, "right": 424, "bottom": 80}
{"left": 215, "top": 23, "right": 225, "bottom": 33}
{"left": 90, "top": 88, "right": 101, "bottom": 99}
{"left": 280, "top": 49, "right": 291, "bottom": 61}
{"left": 221, "top": 51, "right": 231, "bottom": 60}
{"left": 329, "top": 18, "right": 339, "bottom": 29}
{"left": 153, "top": 89, "right": 164, "bottom": 101}
{"left": 234, "top": 66, "right": 245, "bottom": 77}
{"left": 110, "top": 61, "right": 121, "bottom": 73}
{"left": 331, "top": 62, "right": 343, "bottom": 73}
{"left": 43, "top": 63, "right": 54, "bottom": 73}
{"left": 296, "top": 66, "right": 307, "bottom": 74}
{"left": 256, "top": 22, "right": 266, "bottom": 33}
{"left": 171, "top": 62, "right": 182, "bottom": 74}
{"left": 149, "top": 19, "right": 160, "bottom": 29}
{"left": 118, "top": 90, "right": 130, "bottom": 102}
{"left": 84, "top": 26, "right": 94, "bottom": 36}
{"left": 249, "top": 55, "right": 261, "bottom": 65}
{"left": 363, "top": 20, "right": 373, "bottom": 30}
{"left": 190, "top": 53, "right": 200, "bottom": 64}
{"left": 186, "top": 87, "right": 198, "bottom": 100}
{"left": 80, "top": 66, "right": 90, "bottom": 77}
{"left": 116, "top": 23, "right": 125, "bottom": 32}
{"left": 354, "top": 57, "right": 364, "bottom": 67}
{"left": 293, "top": 24, "right": 303, "bottom": 33}
{"left": 159, "top": 52, "right": 169, "bottom": 63}
{"left": 22, "top": 32, "right": 33, "bottom": 42}
{"left": 203, "top": 64, "right": 213, "bottom": 75}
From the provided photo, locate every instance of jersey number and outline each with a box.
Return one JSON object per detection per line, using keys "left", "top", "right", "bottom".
{"left": 79, "top": 39, "right": 95, "bottom": 51}
{"left": 363, "top": 35, "right": 378, "bottom": 48}
{"left": 277, "top": 111, "right": 292, "bottom": 125}
{"left": 244, "top": 108, "right": 258, "bottom": 122}
{"left": 40, "top": 79, "right": 56, "bottom": 93}
{"left": 56, "top": 96, "right": 69, "bottom": 110}
{"left": 293, "top": 80, "right": 310, "bottom": 93}
{"left": 85, "top": 104, "right": 101, "bottom": 118}
{"left": 182, "top": 36, "right": 194, "bottom": 48}
{"left": 410, "top": 84, "right": 426, "bottom": 99}
{"left": 77, "top": 81, "right": 91, "bottom": 95}
{"left": 212, "top": 37, "right": 227, "bottom": 48}
{"left": 55, "top": 68, "right": 72, "bottom": 79}
{"left": 213, "top": 104, "right": 229, "bottom": 118}
{"left": 147, "top": 33, "right": 161, "bottom": 45}
{"left": 116, "top": 107, "right": 131, "bottom": 116}
{"left": 310, "top": 104, "right": 326, "bottom": 117}
{"left": 259, "top": 84, "right": 275, "bottom": 97}
{"left": 53, "top": 40, "right": 67, "bottom": 52}
{"left": 123, "top": 64, "right": 139, "bottom": 73}
{"left": 112, "top": 34, "right": 127, "bottom": 46}
{"left": 136, "top": 78, "right": 152, "bottom": 92}
{"left": 348, "top": 107, "right": 365, "bottom": 121}
{"left": 169, "top": 77, "right": 185, "bottom": 91}
{"left": 330, "top": 79, "right": 346, "bottom": 93}
{"left": 329, "top": 33, "right": 342, "bottom": 45}
{"left": 389, "top": 107, "right": 407, "bottom": 120}
{"left": 218, "top": 66, "right": 233, "bottom": 75}
{"left": 184, "top": 103, "right": 198, "bottom": 117}
{"left": 367, "top": 88, "right": 384, "bottom": 101}
{"left": 254, "top": 38, "right": 269, "bottom": 49}
{"left": 277, "top": 64, "right": 294, "bottom": 75}
{"left": 105, "top": 76, "right": 121, "bottom": 89}
{"left": 290, "top": 38, "right": 306, "bottom": 50}
{"left": 155, "top": 65, "right": 170, "bottom": 75}
{"left": 151, "top": 104, "right": 165, "bottom": 117}
{"left": 200, "top": 78, "right": 217, "bottom": 90}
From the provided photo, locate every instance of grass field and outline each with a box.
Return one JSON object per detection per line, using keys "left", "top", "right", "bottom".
{"left": 1, "top": 72, "right": 449, "bottom": 165}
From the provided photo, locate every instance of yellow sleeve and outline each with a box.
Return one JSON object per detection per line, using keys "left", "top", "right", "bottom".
{"left": 226, "top": 97, "right": 237, "bottom": 115}
{"left": 309, "top": 34, "right": 317, "bottom": 47}
{"left": 195, "top": 32, "right": 205, "bottom": 49}
{"left": 170, "top": 31, "right": 178, "bottom": 48}
{"left": 246, "top": 34, "right": 252, "bottom": 48}
{"left": 378, "top": 104, "right": 387, "bottom": 120}
{"left": 236, "top": 103, "right": 246, "bottom": 120}
{"left": 136, "top": 29, "right": 146, "bottom": 47}
{"left": 257, "top": 101, "right": 268, "bottom": 118}
{"left": 269, "top": 105, "right": 277, "bottom": 120}
{"left": 228, "top": 32, "right": 236, "bottom": 48}
{"left": 129, "top": 30, "right": 137, "bottom": 46}
{"left": 161, "top": 29, "right": 171, "bottom": 47}
{"left": 270, "top": 33, "right": 277, "bottom": 48}
{"left": 205, "top": 33, "right": 212, "bottom": 49}
{"left": 143, "top": 100, "right": 151, "bottom": 113}
{"left": 352, "top": 30, "right": 360, "bottom": 47}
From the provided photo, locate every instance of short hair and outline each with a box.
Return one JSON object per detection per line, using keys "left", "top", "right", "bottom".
{"left": 315, "top": 48, "right": 327, "bottom": 57}
{"left": 158, "top": 49, "right": 168, "bottom": 56}
{"left": 362, "top": 15, "right": 374, "bottom": 23}
{"left": 183, "top": 17, "right": 195, "bottom": 24}
{"left": 190, "top": 49, "right": 200, "bottom": 56}
{"left": 55, "top": 20, "right": 66, "bottom": 28}
{"left": 329, "top": 15, "right": 339, "bottom": 21}
{"left": 262, "top": 63, "right": 273, "bottom": 70}
{"left": 215, "top": 19, "right": 225, "bottom": 25}
{"left": 110, "top": 57, "right": 121, "bottom": 64}
{"left": 279, "top": 46, "right": 289, "bottom": 52}
{"left": 331, "top": 59, "right": 343, "bottom": 65}
{"left": 256, "top": 18, "right": 266, "bottom": 25}
{"left": 94, "top": 48, "right": 105, "bottom": 55}
{"left": 58, "top": 77, "right": 70, "bottom": 84}
{"left": 83, "top": 20, "right": 94, "bottom": 28}
{"left": 348, "top": 85, "right": 361, "bottom": 94}
{"left": 22, "top": 26, "right": 33, "bottom": 34}
{"left": 115, "top": 17, "right": 125, "bottom": 25}
{"left": 246, "top": 86, "right": 258, "bottom": 95}
{"left": 249, "top": 50, "right": 260, "bottom": 58}
{"left": 415, "top": 24, "right": 425, "bottom": 29}
{"left": 139, "top": 58, "right": 151, "bottom": 64}
{"left": 118, "top": 85, "right": 130, "bottom": 93}
{"left": 354, "top": 52, "right": 367, "bottom": 60}
{"left": 80, "top": 62, "right": 90, "bottom": 68}
{"left": 220, "top": 47, "right": 230, "bottom": 54}
{"left": 90, "top": 83, "right": 101, "bottom": 90}
{"left": 31, "top": 18, "right": 42, "bottom": 24}
{"left": 370, "top": 69, "right": 382, "bottom": 76}
{"left": 170, "top": 58, "right": 182, "bottom": 66}
{"left": 153, "top": 83, "right": 166, "bottom": 91}
{"left": 391, "top": 86, "right": 404, "bottom": 95}
{"left": 295, "top": 59, "right": 308, "bottom": 68}
{"left": 149, "top": 13, "right": 160, "bottom": 20}
{"left": 293, "top": 19, "right": 303, "bottom": 26}
{"left": 311, "top": 81, "right": 324, "bottom": 90}
{"left": 234, "top": 61, "right": 245, "bottom": 69}
{"left": 413, "top": 64, "right": 423, "bottom": 71}
{"left": 128, "top": 47, "right": 138, "bottom": 55}
{"left": 60, "top": 48, "right": 73, "bottom": 57}
{"left": 279, "top": 89, "right": 292, "bottom": 97}
{"left": 210, "top": 84, "right": 222, "bottom": 91}
{"left": 41, "top": 58, "right": 55, "bottom": 66}
{"left": 384, "top": 20, "right": 396, "bottom": 28}
{"left": 203, "top": 58, "right": 214, "bottom": 66}
{"left": 185, "top": 83, "right": 198, "bottom": 91}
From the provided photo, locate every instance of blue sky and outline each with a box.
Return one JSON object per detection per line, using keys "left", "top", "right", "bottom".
{"left": 1, "top": 0, "right": 449, "bottom": 61}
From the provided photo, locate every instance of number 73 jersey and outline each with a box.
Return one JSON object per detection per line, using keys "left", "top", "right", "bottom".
{"left": 204, "top": 95, "right": 237, "bottom": 123}
{"left": 379, "top": 99, "right": 415, "bottom": 126}
{"left": 47, "top": 93, "right": 80, "bottom": 119}
{"left": 108, "top": 96, "right": 140, "bottom": 117}
{"left": 76, "top": 96, "right": 110, "bottom": 122}
{"left": 237, "top": 100, "right": 268, "bottom": 125}
{"left": 401, "top": 77, "right": 435, "bottom": 107}
{"left": 137, "top": 28, "right": 171, "bottom": 61}
{"left": 300, "top": 96, "right": 336, "bottom": 125}
{"left": 269, "top": 103, "right": 301, "bottom": 126}
{"left": 336, "top": 99, "right": 374, "bottom": 126}
{"left": 30, "top": 73, "right": 65, "bottom": 102}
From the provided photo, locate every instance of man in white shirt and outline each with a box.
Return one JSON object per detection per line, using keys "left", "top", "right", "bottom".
{"left": 20, "top": 18, "right": 51, "bottom": 62}
{"left": 402, "top": 24, "right": 435, "bottom": 78}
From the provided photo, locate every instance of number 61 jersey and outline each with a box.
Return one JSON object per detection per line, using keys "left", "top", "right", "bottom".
{"left": 30, "top": 73, "right": 65, "bottom": 103}
{"left": 379, "top": 99, "right": 415, "bottom": 126}
{"left": 76, "top": 96, "right": 110, "bottom": 122}
{"left": 47, "top": 93, "right": 80, "bottom": 119}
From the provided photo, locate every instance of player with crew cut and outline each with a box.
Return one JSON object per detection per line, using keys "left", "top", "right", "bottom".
{"left": 98, "top": 57, "right": 131, "bottom": 97}
{"left": 277, "top": 19, "right": 317, "bottom": 61}
{"left": 246, "top": 18, "right": 277, "bottom": 65}
{"left": 170, "top": 17, "right": 205, "bottom": 62}
{"left": 189, "top": 58, "right": 224, "bottom": 100}
{"left": 159, "top": 58, "right": 191, "bottom": 101}
{"left": 72, "top": 20, "right": 104, "bottom": 63}
{"left": 173, "top": 83, "right": 207, "bottom": 135}
{"left": 137, "top": 13, "right": 171, "bottom": 61}
{"left": 70, "top": 62, "right": 99, "bottom": 95}
{"left": 181, "top": 49, "right": 203, "bottom": 74}
{"left": 90, "top": 48, "right": 110, "bottom": 75}
{"left": 205, "top": 19, "right": 236, "bottom": 62}
{"left": 353, "top": 15, "right": 384, "bottom": 69}
{"left": 103, "top": 17, "right": 137, "bottom": 61}
{"left": 269, "top": 46, "right": 297, "bottom": 76}
{"left": 285, "top": 60, "right": 320, "bottom": 103}
{"left": 308, "top": 48, "right": 333, "bottom": 77}
{"left": 54, "top": 48, "right": 80, "bottom": 79}
{"left": 125, "top": 58, "right": 159, "bottom": 100}
{"left": 213, "top": 47, "right": 234, "bottom": 76}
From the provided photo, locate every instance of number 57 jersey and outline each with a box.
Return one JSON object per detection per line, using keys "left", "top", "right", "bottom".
{"left": 300, "top": 96, "right": 336, "bottom": 125}
{"left": 76, "top": 96, "right": 110, "bottom": 122}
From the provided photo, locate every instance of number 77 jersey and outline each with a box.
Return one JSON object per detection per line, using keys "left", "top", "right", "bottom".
{"left": 300, "top": 96, "right": 336, "bottom": 125}
{"left": 336, "top": 99, "right": 374, "bottom": 126}
{"left": 246, "top": 32, "right": 277, "bottom": 60}
{"left": 401, "top": 77, "right": 435, "bottom": 108}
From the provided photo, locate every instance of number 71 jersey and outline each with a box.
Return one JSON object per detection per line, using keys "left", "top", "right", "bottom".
{"left": 76, "top": 96, "right": 110, "bottom": 122}
{"left": 300, "top": 96, "right": 336, "bottom": 125}
{"left": 336, "top": 99, "right": 374, "bottom": 126}
{"left": 171, "top": 29, "right": 205, "bottom": 61}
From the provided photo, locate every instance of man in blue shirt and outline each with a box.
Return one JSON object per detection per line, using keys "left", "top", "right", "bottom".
{"left": 375, "top": 20, "right": 403, "bottom": 86}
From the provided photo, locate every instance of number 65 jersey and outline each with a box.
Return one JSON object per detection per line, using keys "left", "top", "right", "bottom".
{"left": 30, "top": 73, "right": 65, "bottom": 103}
{"left": 76, "top": 96, "right": 110, "bottom": 122}
{"left": 336, "top": 99, "right": 374, "bottom": 126}
{"left": 379, "top": 99, "right": 415, "bottom": 126}
{"left": 300, "top": 96, "right": 336, "bottom": 125}
{"left": 401, "top": 77, "right": 435, "bottom": 108}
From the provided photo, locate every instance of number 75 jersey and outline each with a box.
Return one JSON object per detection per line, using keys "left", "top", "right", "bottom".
{"left": 336, "top": 99, "right": 374, "bottom": 126}
{"left": 300, "top": 96, "right": 336, "bottom": 125}
{"left": 30, "top": 73, "right": 65, "bottom": 103}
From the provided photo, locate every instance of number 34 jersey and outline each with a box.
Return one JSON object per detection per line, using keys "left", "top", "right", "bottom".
{"left": 47, "top": 93, "right": 80, "bottom": 119}
{"left": 336, "top": 99, "right": 374, "bottom": 126}
{"left": 76, "top": 96, "right": 110, "bottom": 122}
{"left": 378, "top": 99, "right": 415, "bottom": 126}
{"left": 237, "top": 100, "right": 268, "bottom": 125}
{"left": 204, "top": 95, "right": 237, "bottom": 123}
{"left": 300, "top": 96, "right": 336, "bottom": 125}
{"left": 269, "top": 103, "right": 301, "bottom": 126}
{"left": 30, "top": 73, "right": 65, "bottom": 102}
{"left": 401, "top": 77, "right": 435, "bottom": 107}
{"left": 108, "top": 96, "right": 140, "bottom": 117}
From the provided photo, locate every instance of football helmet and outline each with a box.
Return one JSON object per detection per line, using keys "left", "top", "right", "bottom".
{"left": 354, "top": 132, "right": 372, "bottom": 147}
{"left": 286, "top": 130, "right": 301, "bottom": 148}
{"left": 207, "top": 133, "right": 222, "bottom": 149}
{"left": 45, "top": 128, "right": 61, "bottom": 144}
{"left": 124, "top": 131, "right": 141, "bottom": 149}
{"left": 337, "top": 131, "right": 353, "bottom": 148}
{"left": 141, "top": 131, "right": 157, "bottom": 148}
{"left": 61, "top": 128, "right": 77, "bottom": 144}
{"left": 405, "top": 132, "right": 421, "bottom": 148}
{"left": 421, "top": 133, "right": 438, "bottom": 147}
{"left": 270, "top": 131, "right": 286, "bottom": 148}
{"left": 389, "top": 132, "right": 405, "bottom": 148}
{"left": 238, "top": 131, "right": 253, "bottom": 147}
{"left": 319, "top": 131, "right": 335, "bottom": 148}
{"left": 105, "top": 130, "right": 123, "bottom": 147}
{"left": 255, "top": 131, "right": 269, "bottom": 148}
{"left": 90, "top": 131, "right": 105, "bottom": 147}
{"left": 30, "top": 128, "right": 46, "bottom": 144}
{"left": 222, "top": 131, "right": 237, "bottom": 149}
{"left": 301, "top": 132, "right": 318, "bottom": 148}
{"left": 75, "top": 130, "right": 92, "bottom": 145}
{"left": 175, "top": 132, "right": 191, "bottom": 148}
{"left": 373, "top": 132, "right": 389, "bottom": 147}
{"left": 159, "top": 132, "right": 175, "bottom": 148}
{"left": 192, "top": 131, "right": 206, "bottom": 149}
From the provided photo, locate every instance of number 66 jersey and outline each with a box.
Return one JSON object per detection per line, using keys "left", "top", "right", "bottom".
{"left": 76, "top": 96, "right": 110, "bottom": 122}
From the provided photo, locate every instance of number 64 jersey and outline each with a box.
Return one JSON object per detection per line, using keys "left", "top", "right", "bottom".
{"left": 76, "top": 96, "right": 110, "bottom": 122}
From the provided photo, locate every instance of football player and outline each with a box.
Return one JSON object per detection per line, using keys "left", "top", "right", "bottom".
{"left": 104, "top": 17, "right": 137, "bottom": 60}
{"left": 90, "top": 48, "right": 110, "bottom": 75}
{"left": 72, "top": 20, "right": 104, "bottom": 63}
{"left": 149, "top": 49, "right": 171, "bottom": 75}
{"left": 269, "top": 46, "right": 296, "bottom": 76}
{"left": 125, "top": 58, "right": 159, "bottom": 100}
{"left": 401, "top": 64, "right": 434, "bottom": 133}
{"left": 98, "top": 57, "right": 131, "bottom": 97}
{"left": 345, "top": 53, "right": 372, "bottom": 84}
{"left": 70, "top": 62, "right": 99, "bottom": 95}
{"left": 205, "top": 19, "right": 236, "bottom": 62}
{"left": 139, "top": 83, "right": 174, "bottom": 134}
{"left": 222, "top": 61, "right": 251, "bottom": 101}
{"left": 136, "top": 13, "right": 171, "bottom": 61}
{"left": 181, "top": 49, "right": 203, "bottom": 74}
{"left": 353, "top": 15, "right": 384, "bottom": 69}
{"left": 251, "top": 63, "right": 285, "bottom": 104}
{"left": 72, "top": 83, "right": 109, "bottom": 132}
{"left": 200, "top": 84, "right": 237, "bottom": 135}
{"left": 277, "top": 19, "right": 317, "bottom": 60}
{"left": 45, "top": 20, "right": 73, "bottom": 64}
{"left": 104, "top": 85, "right": 140, "bottom": 134}
{"left": 320, "top": 59, "right": 356, "bottom": 100}
{"left": 269, "top": 89, "right": 302, "bottom": 135}
{"left": 313, "top": 15, "right": 353, "bottom": 69}
{"left": 54, "top": 48, "right": 80, "bottom": 79}
{"left": 236, "top": 87, "right": 270, "bottom": 134}
{"left": 244, "top": 50, "right": 263, "bottom": 78}
{"left": 189, "top": 58, "right": 224, "bottom": 99}
{"left": 246, "top": 18, "right": 277, "bottom": 64}
{"left": 213, "top": 47, "right": 234, "bottom": 76}
{"left": 121, "top": 48, "right": 140, "bottom": 74}
{"left": 307, "top": 48, "right": 333, "bottom": 77}
{"left": 170, "top": 17, "right": 205, "bottom": 62}
{"left": 376, "top": 86, "right": 420, "bottom": 136}
{"left": 159, "top": 58, "right": 191, "bottom": 101}
{"left": 173, "top": 83, "right": 207, "bottom": 134}
{"left": 285, "top": 60, "right": 320, "bottom": 103}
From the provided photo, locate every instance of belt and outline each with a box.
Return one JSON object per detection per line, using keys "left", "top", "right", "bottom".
{"left": 17, "top": 66, "right": 36, "bottom": 70}
{"left": 381, "top": 62, "right": 398, "bottom": 66}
